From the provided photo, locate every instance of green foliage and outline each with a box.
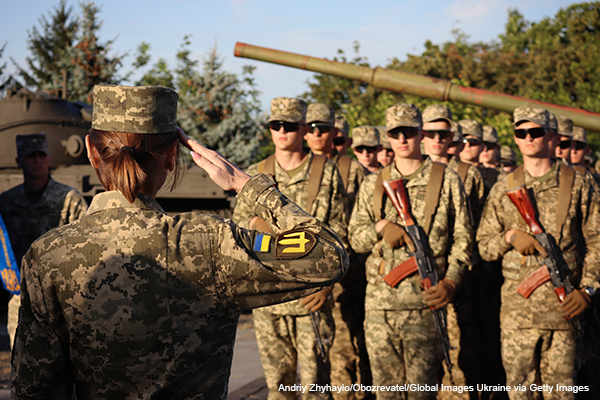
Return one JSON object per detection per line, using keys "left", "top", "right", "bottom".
{"left": 302, "top": 3, "right": 600, "bottom": 152}
{"left": 14, "top": 0, "right": 140, "bottom": 103}
{"left": 138, "top": 37, "right": 265, "bottom": 167}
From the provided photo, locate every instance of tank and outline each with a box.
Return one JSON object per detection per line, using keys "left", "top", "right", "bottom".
{"left": 0, "top": 88, "right": 234, "bottom": 213}
{"left": 234, "top": 42, "right": 600, "bottom": 132}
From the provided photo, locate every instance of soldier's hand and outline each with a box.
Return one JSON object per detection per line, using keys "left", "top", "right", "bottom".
{"left": 178, "top": 128, "right": 251, "bottom": 192}
{"left": 250, "top": 216, "right": 273, "bottom": 234}
{"left": 379, "top": 221, "right": 416, "bottom": 252}
{"left": 561, "top": 289, "right": 591, "bottom": 319}
{"left": 422, "top": 279, "right": 457, "bottom": 309}
{"left": 300, "top": 288, "right": 332, "bottom": 312}
{"left": 508, "top": 230, "right": 548, "bottom": 258}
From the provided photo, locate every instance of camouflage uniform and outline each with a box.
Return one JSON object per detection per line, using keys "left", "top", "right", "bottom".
{"left": 233, "top": 98, "right": 347, "bottom": 400}
{"left": 572, "top": 126, "right": 600, "bottom": 201}
{"left": 349, "top": 104, "right": 472, "bottom": 400}
{"left": 0, "top": 135, "right": 87, "bottom": 346}
{"left": 476, "top": 108, "right": 600, "bottom": 400}
{"left": 13, "top": 174, "right": 349, "bottom": 400}
{"left": 331, "top": 152, "right": 372, "bottom": 400}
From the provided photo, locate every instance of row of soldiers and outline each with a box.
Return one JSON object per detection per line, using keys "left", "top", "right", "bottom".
{"left": 232, "top": 97, "right": 600, "bottom": 400}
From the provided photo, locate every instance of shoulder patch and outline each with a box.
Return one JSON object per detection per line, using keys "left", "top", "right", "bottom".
{"left": 275, "top": 229, "right": 317, "bottom": 259}
{"left": 253, "top": 233, "right": 272, "bottom": 253}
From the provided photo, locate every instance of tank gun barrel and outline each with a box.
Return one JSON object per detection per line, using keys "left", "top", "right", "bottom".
{"left": 234, "top": 42, "right": 600, "bottom": 132}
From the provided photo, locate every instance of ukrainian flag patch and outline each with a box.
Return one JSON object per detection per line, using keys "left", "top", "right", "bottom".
{"left": 253, "top": 233, "right": 271, "bottom": 253}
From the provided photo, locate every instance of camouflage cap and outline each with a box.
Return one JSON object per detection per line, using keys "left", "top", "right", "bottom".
{"left": 458, "top": 120, "right": 483, "bottom": 139}
{"left": 482, "top": 126, "right": 498, "bottom": 143}
{"left": 92, "top": 85, "right": 178, "bottom": 134}
{"left": 548, "top": 113, "right": 558, "bottom": 132}
{"left": 386, "top": 103, "right": 422, "bottom": 131}
{"left": 377, "top": 126, "right": 392, "bottom": 149}
{"left": 573, "top": 126, "right": 587, "bottom": 144}
{"left": 351, "top": 126, "right": 380, "bottom": 148}
{"left": 306, "top": 103, "right": 335, "bottom": 125}
{"left": 16, "top": 132, "right": 49, "bottom": 158}
{"left": 268, "top": 97, "right": 307, "bottom": 123}
{"left": 557, "top": 116, "right": 573, "bottom": 137}
{"left": 450, "top": 121, "right": 463, "bottom": 142}
{"left": 422, "top": 104, "right": 452, "bottom": 125}
{"left": 335, "top": 114, "right": 349, "bottom": 135}
{"left": 500, "top": 145, "right": 517, "bottom": 163}
{"left": 512, "top": 105, "right": 550, "bottom": 128}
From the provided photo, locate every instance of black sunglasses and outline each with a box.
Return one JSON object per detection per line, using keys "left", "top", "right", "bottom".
{"left": 387, "top": 127, "right": 421, "bottom": 140}
{"left": 501, "top": 161, "right": 516, "bottom": 167}
{"left": 448, "top": 141, "right": 461, "bottom": 148}
{"left": 574, "top": 141, "right": 587, "bottom": 151}
{"left": 558, "top": 140, "right": 572, "bottom": 150}
{"left": 423, "top": 129, "right": 452, "bottom": 140}
{"left": 463, "top": 138, "right": 483, "bottom": 146}
{"left": 484, "top": 142, "right": 499, "bottom": 151}
{"left": 333, "top": 137, "right": 347, "bottom": 146}
{"left": 514, "top": 127, "right": 547, "bottom": 139}
{"left": 307, "top": 123, "right": 333, "bottom": 134}
{"left": 269, "top": 121, "right": 301, "bottom": 132}
{"left": 354, "top": 145, "right": 378, "bottom": 154}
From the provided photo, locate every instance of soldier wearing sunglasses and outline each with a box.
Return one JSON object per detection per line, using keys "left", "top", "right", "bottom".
{"left": 555, "top": 116, "right": 574, "bottom": 164}
{"left": 352, "top": 126, "right": 382, "bottom": 173}
{"left": 349, "top": 103, "right": 472, "bottom": 399}
{"left": 377, "top": 126, "right": 395, "bottom": 168}
{"left": 232, "top": 97, "right": 348, "bottom": 399}
{"left": 334, "top": 114, "right": 352, "bottom": 156}
{"left": 305, "top": 104, "right": 372, "bottom": 399}
{"left": 570, "top": 126, "right": 600, "bottom": 199}
{"left": 477, "top": 105, "right": 600, "bottom": 398}
{"left": 479, "top": 126, "right": 503, "bottom": 187}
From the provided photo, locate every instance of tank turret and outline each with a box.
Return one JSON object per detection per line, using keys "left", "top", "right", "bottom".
{"left": 234, "top": 42, "right": 600, "bottom": 132}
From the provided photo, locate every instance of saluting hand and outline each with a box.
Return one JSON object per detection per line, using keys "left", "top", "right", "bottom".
{"left": 178, "top": 128, "right": 251, "bottom": 192}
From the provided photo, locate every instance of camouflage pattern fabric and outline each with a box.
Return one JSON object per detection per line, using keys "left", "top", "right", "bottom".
{"left": 0, "top": 178, "right": 87, "bottom": 346}
{"left": 557, "top": 116, "right": 573, "bottom": 138}
{"left": 307, "top": 103, "right": 335, "bottom": 125}
{"left": 458, "top": 120, "right": 483, "bottom": 139}
{"left": 448, "top": 157, "right": 487, "bottom": 226}
{"left": 268, "top": 97, "right": 308, "bottom": 123}
{"left": 333, "top": 153, "right": 369, "bottom": 218}
{"left": 501, "top": 329, "right": 575, "bottom": 400}
{"left": 482, "top": 126, "right": 498, "bottom": 144}
{"left": 476, "top": 162, "right": 600, "bottom": 395}
{"left": 233, "top": 153, "right": 347, "bottom": 398}
{"left": 512, "top": 105, "right": 550, "bottom": 128}
{"left": 422, "top": 104, "right": 452, "bottom": 124}
{"left": 477, "top": 165, "right": 504, "bottom": 191}
{"left": 352, "top": 126, "right": 380, "bottom": 148}
{"left": 365, "top": 309, "right": 442, "bottom": 400}
{"left": 253, "top": 309, "right": 334, "bottom": 400}
{"left": 349, "top": 158, "right": 472, "bottom": 397}
{"left": 500, "top": 146, "right": 517, "bottom": 163}
{"left": 16, "top": 132, "right": 49, "bottom": 158}
{"left": 385, "top": 104, "right": 422, "bottom": 130}
{"left": 335, "top": 114, "right": 350, "bottom": 136}
{"left": 92, "top": 85, "right": 178, "bottom": 134}
{"left": 12, "top": 174, "right": 348, "bottom": 400}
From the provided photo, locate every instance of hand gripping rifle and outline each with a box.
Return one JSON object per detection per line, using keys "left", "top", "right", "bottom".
{"left": 506, "top": 185, "right": 600, "bottom": 390}
{"left": 382, "top": 179, "right": 453, "bottom": 373}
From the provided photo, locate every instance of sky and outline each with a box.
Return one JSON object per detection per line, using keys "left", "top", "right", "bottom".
{"left": 1, "top": 0, "right": 575, "bottom": 111}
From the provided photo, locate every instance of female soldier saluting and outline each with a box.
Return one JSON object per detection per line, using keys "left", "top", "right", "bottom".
{"left": 11, "top": 85, "right": 348, "bottom": 400}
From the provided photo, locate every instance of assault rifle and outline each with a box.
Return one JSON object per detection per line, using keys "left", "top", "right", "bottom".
{"left": 310, "top": 311, "right": 327, "bottom": 361}
{"left": 382, "top": 179, "right": 453, "bottom": 372}
{"left": 506, "top": 185, "right": 600, "bottom": 392}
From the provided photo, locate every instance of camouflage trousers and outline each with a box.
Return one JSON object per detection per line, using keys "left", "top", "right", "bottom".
{"left": 330, "top": 282, "right": 373, "bottom": 400}
{"left": 365, "top": 309, "right": 442, "bottom": 400}
{"left": 253, "top": 307, "right": 335, "bottom": 400}
{"left": 439, "top": 302, "right": 470, "bottom": 400}
{"left": 7, "top": 294, "right": 20, "bottom": 349}
{"left": 501, "top": 328, "right": 575, "bottom": 400}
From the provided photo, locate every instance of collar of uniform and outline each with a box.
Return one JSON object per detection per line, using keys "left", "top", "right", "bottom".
{"left": 87, "top": 191, "right": 166, "bottom": 215}
{"left": 14, "top": 176, "right": 58, "bottom": 208}
{"left": 390, "top": 157, "right": 431, "bottom": 188}
{"left": 274, "top": 151, "right": 314, "bottom": 186}
{"left": 524, "top": 160, "right": 559, "bottom": 193}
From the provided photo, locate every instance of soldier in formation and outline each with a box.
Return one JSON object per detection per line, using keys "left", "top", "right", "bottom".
{"left": 11, "top": 86, "right": 349, "bottom": 399}
{"left": 0, "top": 132, "right": 87, "bottom": 347}
{"left": 352, "top": 126, "right": 382, "bottom": 173}
{"left": 377, "top": 127, "right": 395, "bottom": 168}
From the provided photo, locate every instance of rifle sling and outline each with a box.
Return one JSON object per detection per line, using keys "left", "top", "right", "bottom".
{"left": 373, "top": 165, "right": 392, "bottom": 221}
{"left": 336, "top": 154, "right": 352, "bottom": 191}
{"left": 457, "top": 161, "right": 469, "bottom": 183}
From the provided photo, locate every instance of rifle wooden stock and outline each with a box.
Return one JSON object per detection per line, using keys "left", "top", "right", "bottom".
{"left": 383, "top": 179, "right": 415, "bottom": 227}
{"left": 383, "top": 256, "right": 418, "bottom": 287}
{"left": 506, "top": 185, "right": 543, "bottom": 235}
{"left": 516, "top": 266, "right": 551, "bottom": 298}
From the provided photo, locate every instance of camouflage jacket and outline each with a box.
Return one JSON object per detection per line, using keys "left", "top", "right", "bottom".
{"left": 348, "top": 157, "right": 473, "bottom": 311}
{"left": 232, "top": 152, "right": 348, "bottom": 315}
{"left": 12, "top": 174, "right": 348, "bottom": 400}
{"left": 448, "top": 158, "right": 487, "bottom": 227}
{"left": 476, "top": 162, "right": 600, "bottom": 330}
{"left": 332, "top": 153, "right": 368, "bottom": 218}
{"left": 0, "top": 177, "right": 87, "bottom": 267}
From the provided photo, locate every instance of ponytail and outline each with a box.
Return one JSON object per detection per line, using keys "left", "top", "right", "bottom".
{"left": 89, "top": 129, "right": 182, "bottom": 203}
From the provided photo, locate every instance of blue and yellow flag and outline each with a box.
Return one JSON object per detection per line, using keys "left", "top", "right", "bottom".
{"left": 0, "top": 215, "right": 19, "bottom": 295}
